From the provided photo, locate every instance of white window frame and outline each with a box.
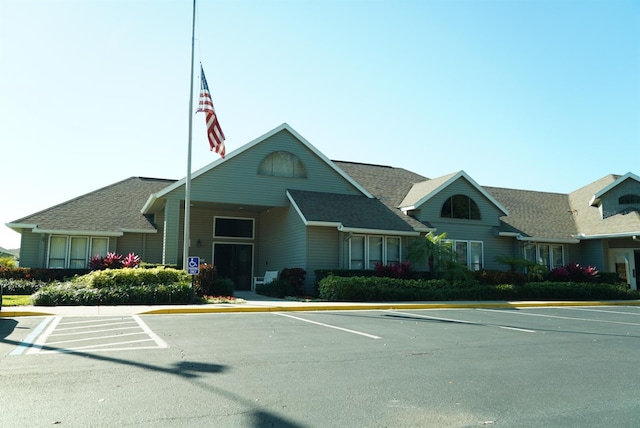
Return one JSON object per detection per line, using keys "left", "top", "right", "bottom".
{"left": 47, "top": 235, "right": 110, "bottom": 268}
{"left": 523, "top": 243, "right": 564, "bottom": 270}
{"left": 443, "top": 239, "right": 484, "bottom": 271}
{"left": 348, "top": 235, "right": 402, "bottom": 269}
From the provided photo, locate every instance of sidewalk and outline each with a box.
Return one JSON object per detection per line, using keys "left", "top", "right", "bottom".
{"left": 2, "top": 291, "right": 639, "bottom": 317}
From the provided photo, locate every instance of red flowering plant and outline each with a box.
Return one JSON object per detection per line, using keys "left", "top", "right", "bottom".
{"left": 88, "top": 252, "right": 140, "bottom": 270}
{"left": 374, "top": 261, "right": 413, "bottom": 279}
{"left": 550, "top": 262, "right": 599, "bottom": 283}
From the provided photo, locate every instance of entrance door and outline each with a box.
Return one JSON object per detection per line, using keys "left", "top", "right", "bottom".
{"left": 213, "top": 243, "right": 253, "bottom": 291}
{"left": 609, "top": 249, "right": 637, "bottom": 290}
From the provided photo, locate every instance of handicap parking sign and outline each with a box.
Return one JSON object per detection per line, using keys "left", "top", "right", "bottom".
{"left": 187, "top": 257, "right": 200, "bottom": 275}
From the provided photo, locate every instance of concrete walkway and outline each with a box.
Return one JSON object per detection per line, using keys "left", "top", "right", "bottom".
{"left": 2, "top": 291, "right": 639, "bottom": 317}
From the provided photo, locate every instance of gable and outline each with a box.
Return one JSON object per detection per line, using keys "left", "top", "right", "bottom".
{"left": 142, "top": 124, "right": 371, "bottom": 214}
{"left": 399, "top": 171, "right": 509, "bottom": 217}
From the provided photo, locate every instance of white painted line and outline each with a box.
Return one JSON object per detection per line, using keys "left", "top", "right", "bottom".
{"left": 275, "top": 313, "right": 382, "bottom": 339}
{"left": 133, "top": 315, "right": 169, "bottom": 348}
{"left": 563, "top": 307, "right": 640, "bottom": 316}
{"left": 386, "top": 310, "right": 536, "bottom": 333}
{"left": 53, "top": 320, "right": 137, "bottom": 332}
{"left": 478, "top": 308, "right": 640, "bottom": 327}
{"left": 27, "top": 316, "right": 62, "bottom": 355}
{"left": 9, "top": 317, "right": 54, "bottom": 356}
{"left": 46, "top": 332, "right": 148, "bottom": 346}
{"left": 49, "top": 326, "right": 141, "bottom": 337}
{"left": 38, "top": 339, "right": 157, "bottom": 354}
{"left": 57, "top": 317, "right": 132, "bottom": 325}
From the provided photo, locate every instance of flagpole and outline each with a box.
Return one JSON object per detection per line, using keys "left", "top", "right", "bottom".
{"left": 183, "top": 0, "right": 197, "bottom": 270}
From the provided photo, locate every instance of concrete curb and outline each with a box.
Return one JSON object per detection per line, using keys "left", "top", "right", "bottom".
{"left": 2, "top": 300, "right": 639, "bottom": 317}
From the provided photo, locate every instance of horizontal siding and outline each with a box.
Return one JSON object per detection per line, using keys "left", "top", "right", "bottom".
{"left": 18, "top": 231, "right": 44, "bottom": 268}
{"left": 257, "top": 206, "right": 306, "bottom": 277}
{"left": 600, "top": 179, "right": 640, "bottom": 218}
{"left": 416, "top": 177, "right": 504, "bottom": 228}
{"left": 306, "top": 226, "right": 340, "bottom": 289}
{"left": 165, "top": 130, "right": 364, "bottom": 208}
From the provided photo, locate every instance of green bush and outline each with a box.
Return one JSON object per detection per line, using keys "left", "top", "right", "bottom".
{"left": 256, "top": 278, "right": 298, "bottom": 298}
{"left": 317, "top": 275, "right": 640, "bottom": 302}
{"left": 0, "top": 278, "right": 46, "bottom": 295}
{"left": 30, "top": 267, "right": 192, "bottom": 306}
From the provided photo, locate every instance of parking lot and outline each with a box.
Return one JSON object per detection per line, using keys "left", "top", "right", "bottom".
{"left": 2, "top": 305, "right": 640, "bottom": 427}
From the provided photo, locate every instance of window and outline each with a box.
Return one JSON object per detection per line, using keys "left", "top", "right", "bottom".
{"left": 258, "top": 151, "right": 307, "bottom": 178}
{"left": 349, "top": 235, "right": 402, "bottom": 269}
{"left": 214, "top": 217, "right": 254, "bottom": 239}
{"left": 443, "top": 239, "right": 483, "bottom": 271}
{"left": 523, "top": 243, "right": 564, "bottom": 270}
{"left": 619, "top": 194, "right": 640, "bottom": 204}
{"left": 48, "top": 236, "right": 109, "bottom": 268}
{"left": 368, "top": 236, "right": 383, "bottom": 268}
{"left": 441, "top": 195, "right": 481, "bottom": 220}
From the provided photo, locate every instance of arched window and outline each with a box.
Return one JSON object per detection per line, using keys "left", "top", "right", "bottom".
{"left": 619, "top": 194, "right": 640, "bottom": 204}
{"left": 440, "top": 195, "right": 481, "bottom": 220}
{"left": 258, "top": 151, "right": 307, "bottom": 178}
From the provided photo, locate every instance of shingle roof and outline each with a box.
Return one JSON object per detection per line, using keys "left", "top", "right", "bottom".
{"left": 333, "top": 161, "right": 434, "bottom": 230}
{"left": 287, "top": 189, "right": 416, "bottom": 232}
{"left": 484, "top": 187, "right": 578, "bottom": 240}
{"left": 9, "top": 177, "right": 176, "bottom": 234}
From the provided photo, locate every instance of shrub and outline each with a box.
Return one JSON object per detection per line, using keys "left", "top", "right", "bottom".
{"left": 256, "top": 278, "right": 298, "bottom": 298}
{"left": 374, "top": 261, "right": 413, "bottom": 279}
{"left": 88, "top": 252, "right": 141, "bottom": 270}
{"left": 550, "top": 263, "right": 599, "bottom": 283}
{"left": 279, "top": 268, "right": 306, "bottom": 295}
{"left": 30, "top": 267, "right": 192, "bottom": 306}
{"left": 474, "top": 269, "right": 526, "bottom": 286}
{"left": 317, "top": 275, "right": 640, "bottom": 302}
{"left": 0, "top": 278, "right": 46, "bottom": 295}
{"left": 194, "top": 264, "right": 219, "bottom": 296}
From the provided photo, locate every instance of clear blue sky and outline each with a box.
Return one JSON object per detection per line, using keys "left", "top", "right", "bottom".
{"left": 1, "top": 0, "right": 639, "bottom": 249}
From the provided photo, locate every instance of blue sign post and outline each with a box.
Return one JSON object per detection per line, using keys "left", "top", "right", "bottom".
{"left": 187, "top": 257, "right": 200, "bottom": 275}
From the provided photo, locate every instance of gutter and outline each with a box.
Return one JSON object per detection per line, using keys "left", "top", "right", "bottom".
{"left": 498, "top": 231, "right": 579, "bottom": 244}
{"left": 573, "top": 232, "right": 640, "bottom": 240}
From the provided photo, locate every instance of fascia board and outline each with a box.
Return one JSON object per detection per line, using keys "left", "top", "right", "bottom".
{"left": 286, "top": 190, "right": 309, "bottom": 224}
{"left": 337, "top": 225, "right": 420, "bottom": 236}
{"left": 120, "top": 228, "right": 157, "bottom": 234}
{"left": 574, "top": 231, "right": 640, "bottom": 240}
{"left": 5, "top": 222, "right": 37, "bottom": 232}
{"left": 516, "top": 236, "right": 580, "bottom": 244}
{"left": 31, "top": 228, "right": 124, "bottom": 237}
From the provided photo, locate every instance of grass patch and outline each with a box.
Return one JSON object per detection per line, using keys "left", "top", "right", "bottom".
{"left": 2, "top": 295, "right": 32, "bottom": 306}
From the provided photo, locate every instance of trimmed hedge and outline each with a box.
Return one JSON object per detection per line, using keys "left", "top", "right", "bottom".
{"left": 30, "top": 267, "right": 192, "bottom": 306}
{"left": 318, "top": 275, "right": 640, "bottom": 302}
{"left": 0, "top": 278, "right": 47, "bottom": 295}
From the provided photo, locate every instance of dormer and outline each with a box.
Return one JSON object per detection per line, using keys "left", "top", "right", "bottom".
{"left": 588, "top": 172, "right": 640, "bottom": 219}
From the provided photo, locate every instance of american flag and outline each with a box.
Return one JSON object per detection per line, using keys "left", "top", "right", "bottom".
{"left": 196, "top": 66, "right": 226, "bottom": 158}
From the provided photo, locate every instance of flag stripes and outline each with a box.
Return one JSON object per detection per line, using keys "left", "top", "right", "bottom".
{"left": 196, "top": 65, "right": 226, "bottom": 158}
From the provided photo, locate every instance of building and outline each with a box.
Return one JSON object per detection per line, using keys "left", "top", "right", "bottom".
{"left": 6, "top": 124, "right": 640, "bottom": 291}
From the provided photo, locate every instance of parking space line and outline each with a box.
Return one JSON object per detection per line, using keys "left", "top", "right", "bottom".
{"left": 9, "top": 316, "right": 55, "bottom": 356}
{"left": 386, "top": 310, "right": 536, "bottom": 333}
{"left": 275, "top": 313, "right": 382, "bottom": 339}
{"left": 563, "top": 307, "right": 640, "bottom": 316}
{"left": 478, "top": 308, "right": 640, "bottom": 326}
{"left": 133, "top": 315, "right": 168, "bottom": 348}
{"left": 46, "top": 331, "right": 149, "bottom": 346}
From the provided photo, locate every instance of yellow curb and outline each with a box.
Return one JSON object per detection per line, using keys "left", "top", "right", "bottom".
{"left": 139, "top": 300, "right": 640, "bottom": 315}
{"left": 1, "top": 310, "right": 54, "bottom": 317}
